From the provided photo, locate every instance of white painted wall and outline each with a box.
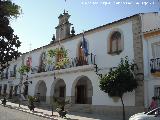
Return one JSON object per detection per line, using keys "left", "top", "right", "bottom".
{"left": 0, "top": 14, "right": 136, "bottom": 106}
{"left": 143, "top": 35, "right": 160, "bottom": 77}
{"left": 141, "top": 12, "right": 160, "bottom": 32}
{"left": 65, "top": 22, "right": 134, "bottom": 68}
{"left": 144, "top": 78, "right": 160, "bottom": 108}
{"left": 143, "top": 31, "right": 160, "bottom": 108}
{"left": 28, "top": 67, "right": 135, "bottom": 106}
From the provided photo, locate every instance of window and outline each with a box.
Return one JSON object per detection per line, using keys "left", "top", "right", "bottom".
{"left": 5, "top": 68, "right": 8, "bottom": 79}
{"left": 108, "top": 31, "right": 123, "bottom": 55}
{"left": 13, "top": 65, "right": 17, "bottom": 76}
{"left": 152, "top": 42, "right": 160, "bottom": 58}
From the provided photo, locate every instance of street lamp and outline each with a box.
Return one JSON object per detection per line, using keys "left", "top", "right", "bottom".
{"left": 18, "top": 74, "right": 32, "bottom": 107}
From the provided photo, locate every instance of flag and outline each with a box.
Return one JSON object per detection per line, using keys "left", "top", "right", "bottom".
{"left": 82, "top": 32, "right": 89, "bottom": 56}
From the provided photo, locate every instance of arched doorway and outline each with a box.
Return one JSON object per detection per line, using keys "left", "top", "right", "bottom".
{"left": 72, "top": 76, "right": 93, "bottom": 104}
{"left": 54, "top": 79, "right": 66, "bottom": 99}
{"left": 35, "top": 80, "right": 47, "bottom": 102}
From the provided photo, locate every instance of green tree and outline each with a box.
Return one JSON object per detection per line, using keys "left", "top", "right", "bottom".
{"left": 18, "top": 65, "right": 30, "bottom": 107}
{"left": 18, "top": 65, "right": 30, "bottom": 75}
{"left": 99, "top": 57, "right": 138, "bottom": 120}
{"left": 0, "top": 0, "right": 22, "bottom": 72}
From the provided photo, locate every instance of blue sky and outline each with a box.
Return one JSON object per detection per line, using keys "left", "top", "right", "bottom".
{"left": 11, "top": 0, "right": 160, "bottom": 53}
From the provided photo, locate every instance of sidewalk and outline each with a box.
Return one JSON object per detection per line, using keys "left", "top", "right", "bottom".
{"left": 1, "top": 101, "right": 120, "bottom": 120}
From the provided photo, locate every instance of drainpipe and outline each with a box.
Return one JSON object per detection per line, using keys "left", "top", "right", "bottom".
{"left": 140, "top": 13, "right": 150, "bottom": 108}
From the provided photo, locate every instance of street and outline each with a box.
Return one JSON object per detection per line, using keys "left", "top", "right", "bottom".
{"left": 0, "top": 102, "right": 121, "bottom": 120}
{"left": 0, "top": 105, "right": 52, "bottom": 120}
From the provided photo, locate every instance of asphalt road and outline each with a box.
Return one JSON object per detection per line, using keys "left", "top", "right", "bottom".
{"left": 0, "top": 106, "right": 52, "bottom": 120}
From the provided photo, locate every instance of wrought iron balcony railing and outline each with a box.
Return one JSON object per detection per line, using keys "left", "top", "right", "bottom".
{"left": 70, "top": 53, "right": 96, "bottom": 67}
{"left": 31, "top": 53, "right": 96, "bottom": 74}
{"left": 150, "top": 58, "right": 160, "bottom": 73}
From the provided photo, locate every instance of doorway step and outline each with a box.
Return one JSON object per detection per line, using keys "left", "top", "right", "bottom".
{"left": 67, "top": 104, "right": 92, "bottom": 113}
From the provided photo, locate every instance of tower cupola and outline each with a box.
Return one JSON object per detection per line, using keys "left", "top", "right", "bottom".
{"left": 55, "top": 10, "right": 72, "bottom": 40}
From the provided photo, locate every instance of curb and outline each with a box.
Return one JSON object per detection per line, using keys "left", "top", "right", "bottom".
{"left": 0, "top": 104, "right": 56, "bottom": 120}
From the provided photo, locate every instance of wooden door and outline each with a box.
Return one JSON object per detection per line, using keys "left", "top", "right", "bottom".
{"left": 76, "top": 85, "right": 86, "bottom": 104}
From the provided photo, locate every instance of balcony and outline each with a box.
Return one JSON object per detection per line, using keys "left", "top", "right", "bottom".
{"left": 31, "top": 53, "right": 96, "bottom": 74}
{"left": 29, "top": 53, "right": 96, "bottom": 78}
{"left": 150, "top": 58, "right": 160, "bottom": 77}
{"left": 70, "top": 53, "right": 96, "bottom": 67}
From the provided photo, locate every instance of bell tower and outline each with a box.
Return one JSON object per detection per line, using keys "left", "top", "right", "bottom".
{"left": 55, "top": 10, "right": 72, "bottom": 40}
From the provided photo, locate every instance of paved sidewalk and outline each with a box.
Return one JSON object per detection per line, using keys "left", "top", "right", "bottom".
{"left": 1, "top": 101, "right": 120, "bottom": 120}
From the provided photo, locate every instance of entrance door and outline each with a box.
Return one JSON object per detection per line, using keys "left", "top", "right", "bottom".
{"left": 9, "top": 86, "right": 13, "bottom": 98}
{"left": 76, "top": 85, "right": 86, "bottom": 104}
{"left": 3, "top": 84, "right": 7, "bottom": 94}
{"left": 59, "top": 86, "right": 65, "bottom": 98}
{"left": 14, "top": 86, "right": 18, "bottom": 96}
{"left": 23, "top": 85, "right": 28, "bottom": 98}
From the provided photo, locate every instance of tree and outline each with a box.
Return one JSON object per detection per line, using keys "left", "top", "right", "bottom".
{"left": 53, "top": 96, "right": 69, "bottom": 118}
{"left": 0, "top": 0, "right": 22, "bottom": 72}
{"left": 18, "top": 65, "right": 30, "bottom": 107}
{"left": 99, "top": 57, "right": 138, "bottom": 120}
{"left": 18, "top": 65, "right": 30, "bottom": 75}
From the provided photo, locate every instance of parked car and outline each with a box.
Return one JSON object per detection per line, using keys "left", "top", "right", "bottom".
{"left": 129, "top": 107, "right": 160, "bottom": 120}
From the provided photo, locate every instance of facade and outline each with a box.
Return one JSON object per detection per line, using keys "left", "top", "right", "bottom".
{"left": 0, "top": 11, "right": 160, "bottom": 116}
{"left": 142, "top": 13, "right": 160, "bottom": 108}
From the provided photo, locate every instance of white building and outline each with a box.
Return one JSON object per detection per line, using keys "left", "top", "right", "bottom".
{"left": 0, "top": 11, "right": 160, "bottom": 116}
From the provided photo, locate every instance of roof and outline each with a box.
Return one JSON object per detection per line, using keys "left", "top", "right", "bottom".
{"left": 21, "top": 12, "right": 159, "bottom": 55}
{"left": 143, "top": 28, "right": 160, "bottom": 33}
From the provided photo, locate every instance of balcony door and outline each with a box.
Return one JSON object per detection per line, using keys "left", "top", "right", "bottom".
{"left": 151, "top": 42, "right": 160, "bottom": 77}
{"left": 152, "top": 43, "right": 160, "bottom": 58}
{"left": 77, "top": 42, "right": 87, "bottom": 66}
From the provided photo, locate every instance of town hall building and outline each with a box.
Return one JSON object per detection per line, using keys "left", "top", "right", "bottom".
{"left": 0, "top": 11, "right": 160, "bottom": 117}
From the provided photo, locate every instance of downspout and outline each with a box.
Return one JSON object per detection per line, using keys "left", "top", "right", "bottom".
{"left": 140, "top": 13, "right": 150, "bottom": 108}
{"left": 146, "top": 35, "right": 151, "bottom": 108}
